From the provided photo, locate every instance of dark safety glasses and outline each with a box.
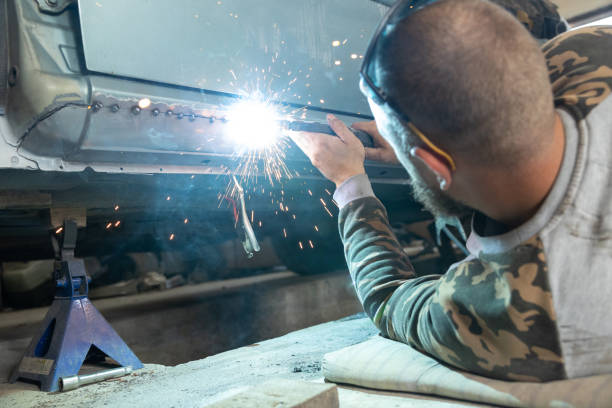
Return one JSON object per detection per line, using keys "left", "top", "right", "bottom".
{"left": 360, "top": 0, "right": 440, "bottom": 108}
{"left": 360, "top": 0, "right": 457, "bottom": 171}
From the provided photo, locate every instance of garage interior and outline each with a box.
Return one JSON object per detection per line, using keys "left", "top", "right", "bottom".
{"left": 1, "top": 0, "right": 611, "bottom": 407}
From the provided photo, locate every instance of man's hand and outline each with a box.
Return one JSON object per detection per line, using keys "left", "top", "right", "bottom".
{"left": 291, "top": 114, "right": 365, "bottom": 187}
{"left": 352, "top": 121, "right": 400, "bottom": 165}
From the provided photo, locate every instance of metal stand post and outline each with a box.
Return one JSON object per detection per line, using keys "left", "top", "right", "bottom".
{"left": 9, "top": 220, "right": 143, "bottom": 392}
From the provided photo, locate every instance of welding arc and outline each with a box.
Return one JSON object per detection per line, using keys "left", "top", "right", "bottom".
{"left": 283, "top": 121, "right": 375, "bottom": 148}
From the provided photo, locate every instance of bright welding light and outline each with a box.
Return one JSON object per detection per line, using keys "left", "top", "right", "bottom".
{"left": 138, "top": 98, "right": 152, "bottom": 109}
{"left": 225, "top": 99, "right": 282, "bottom": 149}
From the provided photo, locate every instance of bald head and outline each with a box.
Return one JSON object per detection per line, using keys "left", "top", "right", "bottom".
{"left": 374, "top": 0, "right": 555, "bottom": 168}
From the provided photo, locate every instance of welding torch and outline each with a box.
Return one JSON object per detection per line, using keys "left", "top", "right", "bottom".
{"left": 224, "top": 116, "right": 375, "bottom": 258}
{"left": 281, "top": 120, "right": 375, "bottom": 148}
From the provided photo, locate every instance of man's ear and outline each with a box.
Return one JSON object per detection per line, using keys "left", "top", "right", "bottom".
{"left": 409, "top": 147, "right": 453, "bottom": 191}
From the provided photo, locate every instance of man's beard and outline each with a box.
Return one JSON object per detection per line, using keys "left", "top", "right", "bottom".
{"left": 405, "top": 161, "right": 471, "bottom": 219}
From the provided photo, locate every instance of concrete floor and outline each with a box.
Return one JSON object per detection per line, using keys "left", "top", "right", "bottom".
{"left": 0, "top": 269, "right": 492, "bottom": 407}
{"left": 0, "top": 316, "right": 487, "bottom": 407}
{"left": 0, "top": 270, "right": 362, "bottom": 380}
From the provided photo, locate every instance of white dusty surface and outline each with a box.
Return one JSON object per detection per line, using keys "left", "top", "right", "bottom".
{"left": 0, "top": 316, "right": 486, "bottom": 407}
{"left": 0, "top": 271, "right": 363, "bottom": 379}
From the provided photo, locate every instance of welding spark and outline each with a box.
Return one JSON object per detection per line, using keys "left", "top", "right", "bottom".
{"left": 169, "top": 233, "right": 175, "bottom": 241}
{"left": 138, "top": 98, "right": 152, "bottom": 109}
{"left": 114, "top": 221, "right": 121, "bottom": 227}
{"left": 114, "top": 205, "right": 120, "bottom": 211}
{"left": 283, "top": 228, "right": 287, "bottom": 238}
{"left": 225, "top": 98, "right": 282, "bottom": 150}
{"left": 308, "top": 240, "right": 314, "bottom": 249}
{"left": 219, "top": 93, "right": 295, "bottom": 211}
{"left": 314, "top": 225, "right": 319, "bottom": 232}
{"left": 215, "top": 57, "right": 329, "bottom": 229}
{"left": 298, "top": 241, "right": 304, "bottom": 250}
{"left": 105, "top": 222, "right": 112, "bottom": 230}
{"left": 184, "top": 218, "right": 189, "bottom": 224}
{"left": 55, "top": 227, "right": 63, "bottom": 235}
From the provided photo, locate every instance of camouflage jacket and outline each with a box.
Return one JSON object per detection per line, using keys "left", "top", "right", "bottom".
{"left": 337, "top": 26, "right": 612, "bottom": 382}
{"left": 490, "top": 0, "right": 567, "bottom": 40}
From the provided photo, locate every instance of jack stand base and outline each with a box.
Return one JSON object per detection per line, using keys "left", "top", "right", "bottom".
{"left": 10, "top": 297, "right": 143, "bottom": 392}
{"left": 9, "top": 220, "right": 143, "bottom": 392}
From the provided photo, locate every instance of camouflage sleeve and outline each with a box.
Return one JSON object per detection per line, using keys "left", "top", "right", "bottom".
{"left": 543, "top": 26, "right": 612, "bottom": 119}
{"left": 339, "top": 197, "right": 565, "bottom": 382}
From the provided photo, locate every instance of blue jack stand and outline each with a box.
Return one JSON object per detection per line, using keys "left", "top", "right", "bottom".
{"left": 10, "top": 220, "right": 143, "bottom": 392}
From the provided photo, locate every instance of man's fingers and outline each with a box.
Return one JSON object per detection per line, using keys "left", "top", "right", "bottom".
{"left": 351, "top": 120, "right": 388, "bottom": 148}
{"left": 364, "top": 147, "right": 383, "bottom": 162}
{"left": 289, "top": 131, "right": 328, "bottom": 162}
{"left": 351, "top": 121, "right": 378, "bottom": 134}
{"left": 327, "top": 114, "right": 359, "bottom": 146}
{"left": 289, "top": 126, "right": 366, "bottom": 185}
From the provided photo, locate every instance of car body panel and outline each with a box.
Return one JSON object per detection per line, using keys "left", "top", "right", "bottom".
{"left": 1, "top": 0, "right": 409, "bottom": 185}
{"left": 0, "top": 0, "right": 421, "bottom": 266}
{"left": 77, "top": 0, "right": 385, "bottom": 114}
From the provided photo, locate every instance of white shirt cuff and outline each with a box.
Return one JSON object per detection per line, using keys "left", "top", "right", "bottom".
{"left": 333, "top": 173, "right": 375, "bottom": 209}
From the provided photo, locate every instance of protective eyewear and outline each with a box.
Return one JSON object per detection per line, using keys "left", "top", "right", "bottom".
{"left": 360, "top": 0, "right": 456, "bottom": 171}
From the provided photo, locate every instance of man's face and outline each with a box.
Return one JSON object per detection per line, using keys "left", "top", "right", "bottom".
{"left": 367, "top": 98, "right": 471, "bottom": 218}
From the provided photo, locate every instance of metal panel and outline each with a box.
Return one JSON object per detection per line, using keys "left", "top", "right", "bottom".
{"left": 77, "top": 0, "right": 386, "bottom": 114}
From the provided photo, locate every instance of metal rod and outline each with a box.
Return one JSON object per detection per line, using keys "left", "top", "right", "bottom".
{"left": 233, "top": 176, "right": 261, "bottom": 258}
{"left": 60, "top": 366, "right": 132, "bottom": 392}
{"left": 282, "top": 120, "right": 375, "bottom": 148}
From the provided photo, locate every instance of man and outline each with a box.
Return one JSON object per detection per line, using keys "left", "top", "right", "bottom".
{"left": 292, "top": 0, "right": 612, "bottom": 382}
